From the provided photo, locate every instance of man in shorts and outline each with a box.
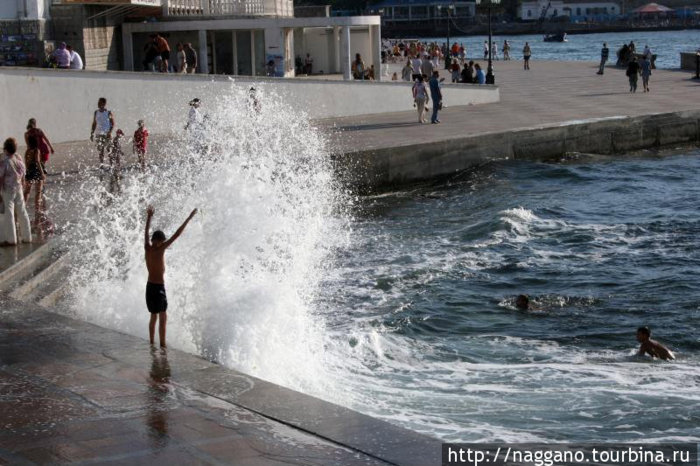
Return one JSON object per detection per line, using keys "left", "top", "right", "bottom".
{"left": 155, "top": 33, "right": 170, "bottom": 72}
{"left": 90, "top": 97, "right": 115, "bottom": 166}
{"left": 144, "top": 205, "right": 197, "bottom": 347}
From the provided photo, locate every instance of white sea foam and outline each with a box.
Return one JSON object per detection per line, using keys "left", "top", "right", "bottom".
{"left": 61, "top": 85, "right": 349, "bottom": 397}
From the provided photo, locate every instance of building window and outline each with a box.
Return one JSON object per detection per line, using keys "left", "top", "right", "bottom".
{"left": 553, "top": 8, "right": 557, "bottom": 15}
{"left": 586, "top": 7, "right": 590, "bottom": 14}
{"left": 576, "top": 7, "right": 581, "bottom": 15}
{"left": 527, "top": 9, "right": 532, "bottom": 16}
{"left": 411, "top": 6, "right": 427, "bottom": 18}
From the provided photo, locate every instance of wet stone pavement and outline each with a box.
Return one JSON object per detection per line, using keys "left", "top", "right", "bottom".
{"left": 0, "top": 297, "right": 439, "bottom": 465}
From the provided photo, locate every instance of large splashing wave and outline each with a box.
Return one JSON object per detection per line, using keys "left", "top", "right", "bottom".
{"left": 60, "top": 84, "right": 352, "bottom": 397}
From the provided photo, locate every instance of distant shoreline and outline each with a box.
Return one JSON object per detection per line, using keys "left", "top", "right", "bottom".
{"left": 383, "top": 23, "right": 700, "bottom": 39}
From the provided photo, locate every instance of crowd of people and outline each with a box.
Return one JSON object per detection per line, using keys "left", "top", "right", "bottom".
{"left": 383, "top": 38, "right": 530, "bottom": 67}
{"left": 0, "top": 97, "right": 154, "bottom": 246}
{"left": 597, "top": 40, "right": 654, "bottom": 92}
{"left": 142, "top": 34, "right": 198, "bottom": 73}
{"left": 0, "top": 119, "right": 56, "bottom": 246}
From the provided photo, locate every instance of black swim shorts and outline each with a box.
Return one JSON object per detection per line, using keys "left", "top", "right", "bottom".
{"left": 146, "top": 282, "right": 168, "bottom": 314}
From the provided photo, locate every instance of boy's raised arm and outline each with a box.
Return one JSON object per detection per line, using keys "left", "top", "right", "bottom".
{"left": 145, "top": 205, "right": 154, "bottom": 248}
{"left": 163, "top": 208, "right": 197, "bottom": 249}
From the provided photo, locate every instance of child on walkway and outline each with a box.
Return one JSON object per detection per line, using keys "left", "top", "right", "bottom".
{"left": 144, "top": 205, "right": 197, "bottom": 347}
{"left": 133, "top": 120, "right": 149, "bottom": 171}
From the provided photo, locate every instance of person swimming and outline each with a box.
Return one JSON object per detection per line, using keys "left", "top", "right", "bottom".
{"left": 515, "top": 294, "right": 530, "bottom": 310}
{"left": 636, "top": 326, "right": 675, "bottom": 360}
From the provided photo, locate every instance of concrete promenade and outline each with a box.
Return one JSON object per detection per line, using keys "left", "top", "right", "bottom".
{"left": 324, "top": 60, "right": 699, "bottom": 152}
{"left": 32, "top": 60, "right": 700, "bottom": 189}
{"left": 0, "top": 296, "right": 440, "bottom": 465}
{"left": 323, "top": 60, "right": 700, "bottom": 189}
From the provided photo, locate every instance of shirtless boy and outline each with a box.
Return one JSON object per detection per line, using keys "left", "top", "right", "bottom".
{"left": 144, "top": 205, "right": 197, "bottom": 347}
{"left": 636, "top": 326, "right": 675, "bottom": 360}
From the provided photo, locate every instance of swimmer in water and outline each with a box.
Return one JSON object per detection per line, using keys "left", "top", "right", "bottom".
{"left": 636, "top": 326, "right": 675, "bottom": 360}
{"left": 144, "top": 205, "right": 197, "bottom": 347}
{"left": 515, "top": 294, "right": 531, "bottom": 310}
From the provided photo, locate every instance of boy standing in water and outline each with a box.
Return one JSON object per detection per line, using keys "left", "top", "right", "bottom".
{"left": 636, "top": 326, "right": 675, "bottom": 360}
{"left": 144, "top": 205, "right": 197, "bottom": 347}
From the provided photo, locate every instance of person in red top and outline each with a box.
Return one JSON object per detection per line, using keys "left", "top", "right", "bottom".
{"left": 155, "top": 33, "right": 170, "bottom": 72}
{"left": 24, "top": 118, "right": 54, "bottom": 166}
{"left": 133, "top": 119, "right": 149, "bottom": 171}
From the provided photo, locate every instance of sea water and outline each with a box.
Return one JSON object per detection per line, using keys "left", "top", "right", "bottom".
{"left": 60, "top": 85, "right": 700, "bottom": 442}
{"left": 420, "top": 29, "right": 697, "bottom": 69}
{"left": 316, "top": 150, "right": 700, "bottom": 442}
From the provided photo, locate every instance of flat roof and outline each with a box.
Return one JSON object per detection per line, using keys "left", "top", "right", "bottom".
{"left": 123, "top": 15, "right": 380, "bottom": 33}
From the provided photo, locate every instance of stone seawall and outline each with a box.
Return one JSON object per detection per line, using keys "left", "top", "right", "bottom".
{"left": 336, "top": 110, "right": 700, "bottom": 191}
{"left": 0, "top": 67, "right": 499, "bottom": 144}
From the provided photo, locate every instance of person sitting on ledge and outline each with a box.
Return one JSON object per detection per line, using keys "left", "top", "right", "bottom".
{"left": 636, "top": 326, "right": 674, "bottom": 360}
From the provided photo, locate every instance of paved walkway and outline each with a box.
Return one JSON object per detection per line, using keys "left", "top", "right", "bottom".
{"left": 321, "top": 60, "right": 700, "bottom": 153}
{"left": 0, "top": 297, "right": 439, "bottom": 465}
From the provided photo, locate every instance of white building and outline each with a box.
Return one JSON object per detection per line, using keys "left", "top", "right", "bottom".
{"left": 40, "top": 0, "right": 380, "bottom": 79}
{"left": 0, "top": 0, "right": 51, "bottom": 20}
{"left": 519, "top": 0, "right": 620, "bottom": 21}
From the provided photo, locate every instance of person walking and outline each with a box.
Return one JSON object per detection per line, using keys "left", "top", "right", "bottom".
{"left": 429, "top": 70, "right": 442, "bottom": 124}
{"left": 523, "top": 42, "right": 532, "bottom": 70}
{"left": 483, "top": 41, "right": 489, "bottom": 60}
{"left": 90, "top": 97, "right": 115, "bottom": 166}
{"left": 503, "top": 40, "right": 510, "bottom": 60}
{"left": 0, "top": 138, "right": 32, "bottom": 246}
{"left": 412, "top": 75, "right": 429, "bottom": 123}
{"left": 640, "top": 55, "right": 652, "bottom": 92}
{"left": 23, "top": 134, "right": 45, "bottom": 226}
{"left": 491, "top": 41, "right": 498, "bottom": 61}
{"left": 184, "top": 43, "right": 197, "bottom": 73}
{"left": 626, "top": 57, "right": 640, "bottom": 93}
{"left": 597, "top": 42, "right": 609, "bottom": 75}
{"left": 67, "top": 45, "right": 84, "bottom": 70}
{"left": 24, "top": 119, "right": 54, "bottom": 168}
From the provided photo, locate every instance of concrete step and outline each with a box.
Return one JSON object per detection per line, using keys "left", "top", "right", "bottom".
{"left": 38, "top": 281, "right": 70, "bottom": 309}
{"left": 8, "top": 251, "right": 67, "bottom": 301}
{"left": 0, "top": 243, "right": 52, "bottom": 293}
{"left": 22, "top": 254, "right": 71, "bottom": 304}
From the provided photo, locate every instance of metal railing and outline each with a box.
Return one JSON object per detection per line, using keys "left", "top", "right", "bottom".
{"left": 165, "top": 0, "right": 266, "bottom": 16}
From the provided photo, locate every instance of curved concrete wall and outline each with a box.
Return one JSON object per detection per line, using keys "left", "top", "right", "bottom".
{"left": 0, "top": 68, "right": 499, "bottom": 144}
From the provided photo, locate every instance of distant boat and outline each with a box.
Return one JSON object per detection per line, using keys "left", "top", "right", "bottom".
{"left": 544, "top": 32, "right": 567, "bottom": 42}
